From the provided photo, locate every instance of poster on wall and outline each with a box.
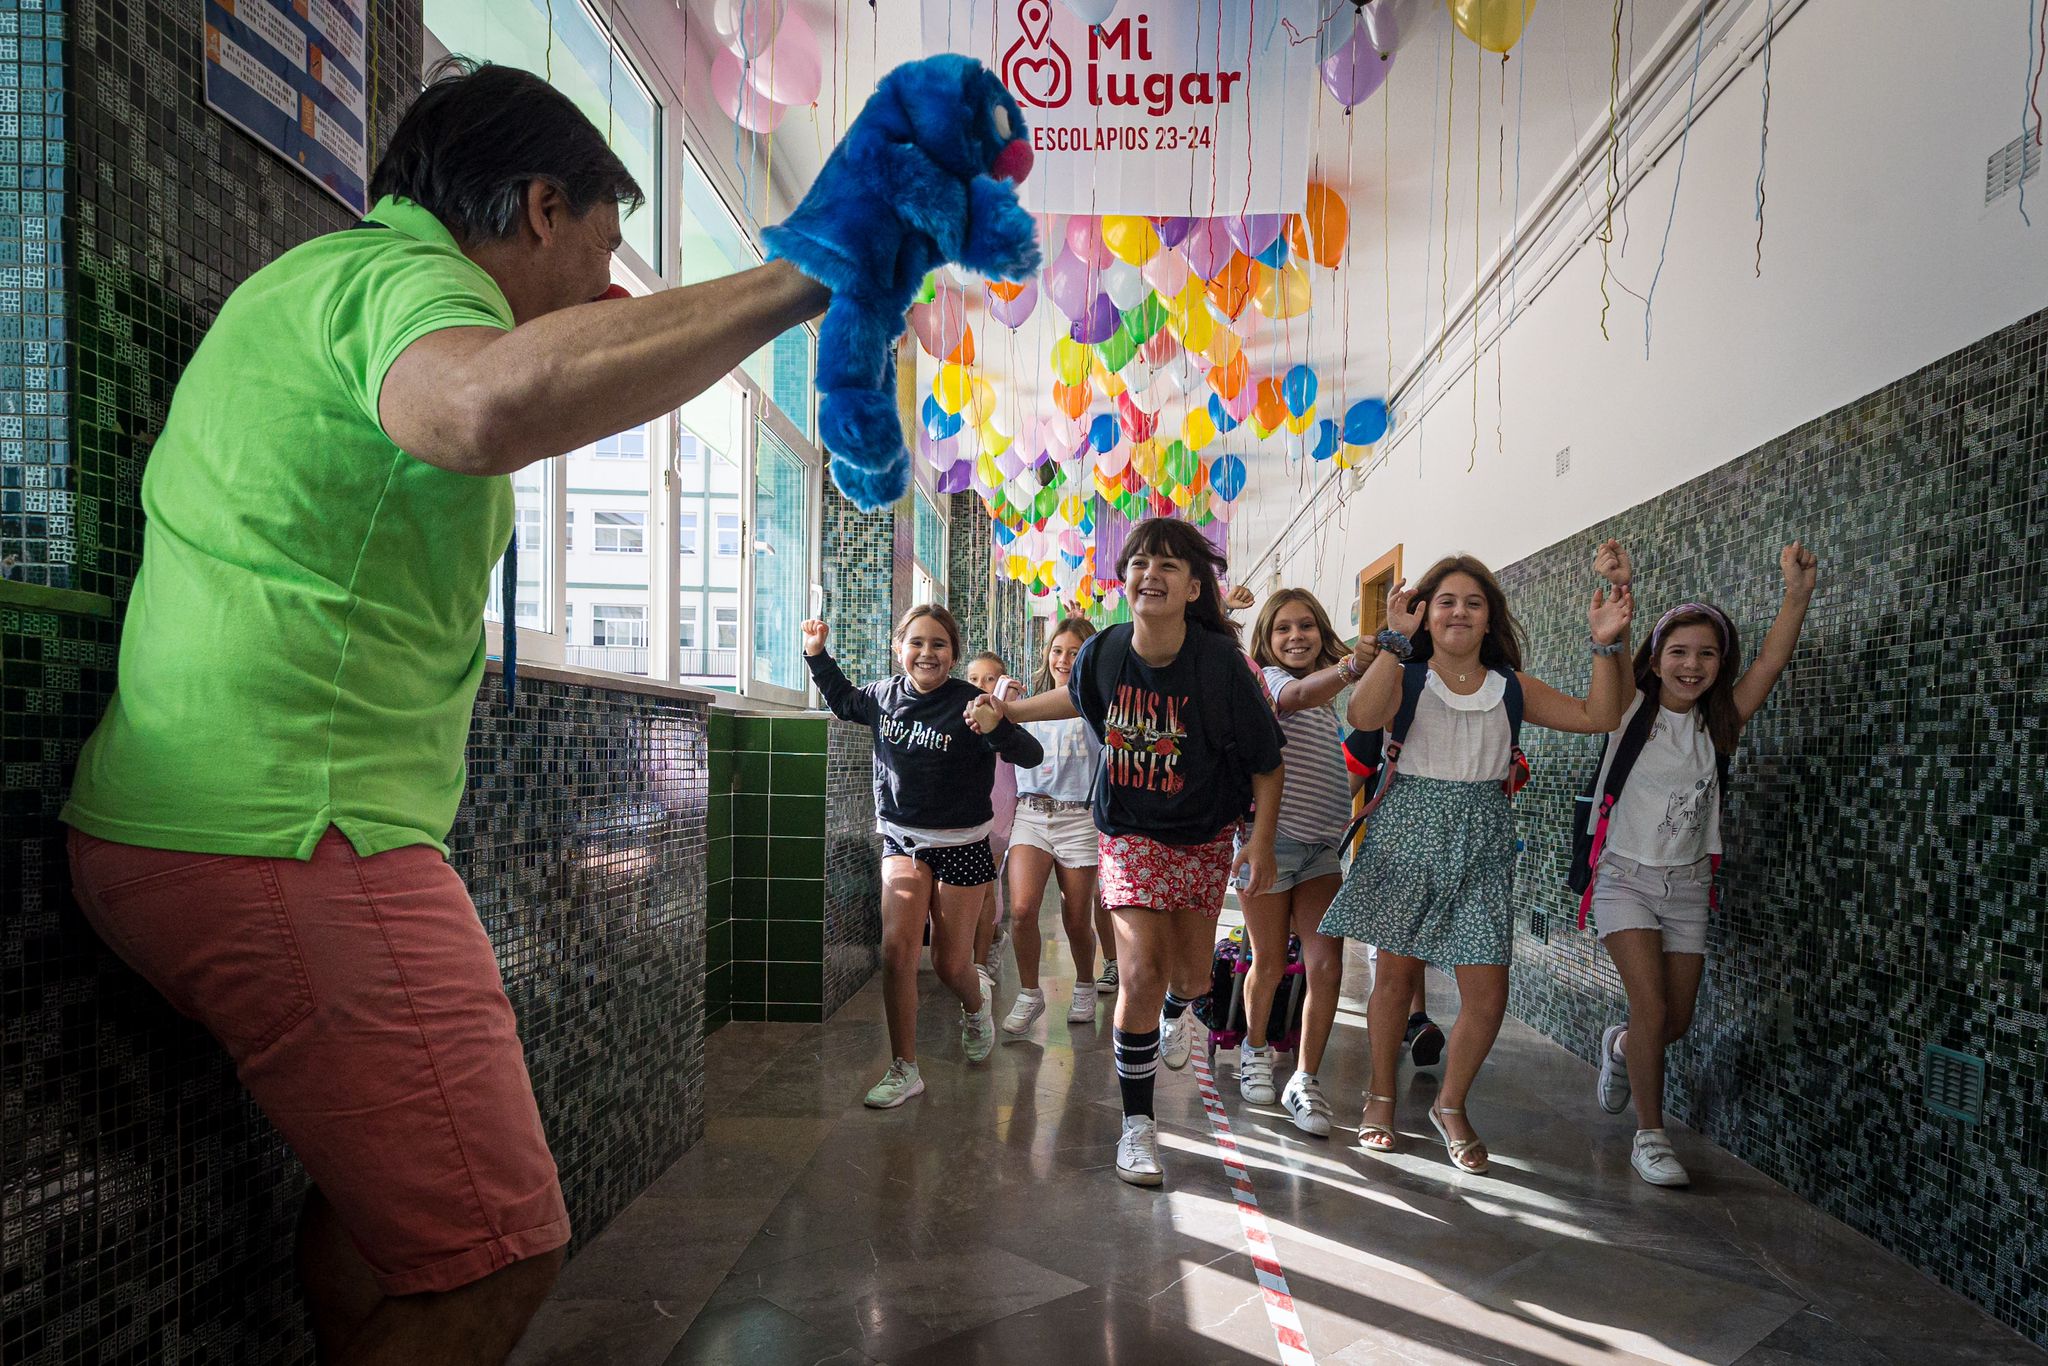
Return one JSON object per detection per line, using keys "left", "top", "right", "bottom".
{"left": 202, "top": 0, "right": 370, "bottom": 214}
{"left": 919, "top": 0, "right": 1322, "bottom": 216}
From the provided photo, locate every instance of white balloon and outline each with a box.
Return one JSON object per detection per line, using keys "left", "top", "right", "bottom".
{"left": 1163, "top": 350, "right": 1202, "bottom": 395}
{"left": 1061, "top": 0, "right": 1121, "bottom": 24}
{"left": 1102, "top": 260, "right": 1149, "bottom": 312}
{"left": 711, "top": 0, "right": 787, "bottom": 59}
{"left": 1121, "top": 358, "right": 1157, "bottom": 394}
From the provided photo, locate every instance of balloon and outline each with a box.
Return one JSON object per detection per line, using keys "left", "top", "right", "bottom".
{"left": 1130, "top": 439, "right": 1162, "bottom": 481}
{"left": 1152, "top": 216, "right": 1192, "bottom": 247}
{"left": 1254, "top": 376, "right": 1288, "bottom": 430}
{"left": 710, "top": 46, "right": 787, "bottom": 132}
{"left": 1044, "top": 249, "right": 1095, "bottom": 320}
{"left": 1117, "top": 391, "right": 1158, "bottom": 442}
{"left": 1071, "top": 292, "right": 1121, "bottom": 345}
{"left": 1052, "top": 381, "right": 1091, "bottom": 420}
{"left": 1209, "top": 453, "right": 1247, "bottom": 501}
{"left": 1343, "top": 397, "right": 1391, "bottom": 445}
{"left": 1171, "top": 295, "right": 1215, "bottom": 353}
{"left": 1253, "top": 261, "right": 1312, "bottom": 319}
{"left": 1120, "top": 360, "right": 1159, "bottom": 405}
{"left": 1051, "top": 336, "right": 1092, "bottom": 386}
{"left": 1282, "top": 364, "right": 1319, "bottom": 417}
{"left": 979, "top": 421, "right": 1013, "bottom": 457}
{"left": 1065, "top": 215, "right": 1114, "bottom": 269}
{"left": 1141, "top": 246, "right": 1191, "bottom": 300}
{"left": 1320, "top": 17, "right": 1394, "bottom": 109}
{"left": 1222, "top": 383, "right": 1258, "bottom": 422}
{"left": 1103, "top": 259, "right": 1150, "bottom": 311}
{"left": 1224, "top": 214, "right": 1285, "bottom": 258}
{"left": 917, "top": 426, "right": 958, "bottom": 467}
{"left": 1137, "top": 326, "right": 1179, "bottom": 369}
{"left": 1162, "top": 440, "right": 1198, "bottom": 486}
{"left": 946, "top": 325, "right": 975, "bottom": 366}
{"left": 934, "top": 363, "right": 972, "bottom": 414}
{"left": 987, "top": 276, "right": 1038, "bottom": 328}
{"left": 1286, "top": 182, "right": 1351, "bottom": 268}
{"left": 1182, "top": 408, "right": 1218, "bottom": 450}
{"left": 1094, "top": 322, "right": 1138, "bottom": 375}
{"left": 1121, "top": 294, "right": 1171, "bottom": 346}
{"left": 1050, "top": 411, "right": 1086, "bottom": 449}
{"left": 1206, "top": 252, "right": 1256, "bottom": 319}
{"left": 936, "top": 457, "right": 973, "bottom": 494}
{"left": 1061, "top": 0, "right": 1120, "bottom": 26}
{"left": 965, "top": 377, "right": 996, "bottom": 425}
{"left": 711, "top": 0, "right": 787, "bottom": 59}
{"left": 1159, "top": 348, "right": 1203, "bottom": 395}
{"left": 976, "top": 449, "right": 1003, "bottom": 488}
{"left": 1310, "top": 418, "right": 1342, "bottom": 461}
{"left": 1179, "top": 217, "right": 1234, "bottom": 280}
{"left": 1448, "top": 0, "right": 1539, "bottom": 52}
{"left": 1089, "top": 412, "right": 1121, "bottom": 454}
{"left": 1285, "top": 407, "right": 1318, "bottom": 435}
{"left": 915, "top": 273, "right": 938, "bottom": 306}
{"left": 1207, "top": 391, "right": 1241, "bottom": 434}
{"left": 1253, "top": 231, "right": 1291, "bottom": 269}
{"left": 1101, "top": 214, "right": 1162, "bottom": 265}
{"left": 922, "top": 395, "right": 962, "bottom": 440}
{"left": 744, "top": 8, "right": 822, "bottom": 105}
{"left": 1208, "top": 352, "right": 1249, "bottom": 399}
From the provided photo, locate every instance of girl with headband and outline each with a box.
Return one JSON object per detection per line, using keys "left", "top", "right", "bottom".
{"left": 1581, "top": 539, "right": 1818, "bottom": 1187}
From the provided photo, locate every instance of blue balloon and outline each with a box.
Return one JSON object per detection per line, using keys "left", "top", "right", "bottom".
{"left": 1309, "top": 418, "right": 1341, "bottom": 462}
{"left": 1089, "top": 412, "right": 1120, "bottom": 454}
{"left": 993, "top": 519, "right": 1018, "bottom": 545}
{"left": 1210, "top": 453, "right": 1248, "bottom": 501}
{"left": 1283, "top": 364, "right": 1318, "bottom": 418}
{"left": 1253, "top": 233, "right": 1291, "bottom": 269}
{"left": 1207, "top": 392, "right": 1241, "bottom": 434}
{"left": 922, "top": 395, "right": 963, "bottom": 440}
{"left": 1342, "top": 397, "right": 1390, "bottom": 446}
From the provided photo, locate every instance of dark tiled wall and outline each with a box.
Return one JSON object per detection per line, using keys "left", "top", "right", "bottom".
{"left": 1499, "top": 306, "right": 2047, "bottom": 1348}
{"left": 825, "top": 721, "right": 883, "bottom": 1016}
{"left": 821, "top": 481, "right": 898, "bottom": 687}
{"left": 947, "top": 489, "right": 1033, "bottom": 675}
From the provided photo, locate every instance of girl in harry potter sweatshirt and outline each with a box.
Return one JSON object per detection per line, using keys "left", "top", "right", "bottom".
{"left": 802, "top": 604, "right": 1043, "bottom": 1111}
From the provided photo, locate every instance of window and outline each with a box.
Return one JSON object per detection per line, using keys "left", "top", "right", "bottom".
{"left": 592, "top": 605, "right": 648, "bottom": 649}
{"left": 594, "top": 510, "right": 645, "bottom": 554}
{"left": 750, "top": 422, "right": 811, "bottom": 694}
{"left": 564, "top": 513, "right": 573, "bottom": 554}
{"left": 515, "top": 505, "right": 542, "bottom": 553}
{"left": 678, "top": 511, "right": 699, "bottom": 556}
{"left": 680, "top": 604, "right": 698, "bottom": 649}
{"left": 914, "top": 485, "right": 947, "bottom": 600}
{"left": 485, "top": 462, "right": 555, "bottom": 634}
{"left": 715, "top": 514, "right": 741, "bottom": 558}
{"left": 565, "top": 602, "right": 575, "bottom": 643}
{"left": 595, "top": 429, "right": 646, "bottom": 460}
{"left": 715, "top": 607, "right": 739, "bottom": 650}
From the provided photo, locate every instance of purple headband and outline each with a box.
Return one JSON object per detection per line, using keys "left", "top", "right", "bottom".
{"left": 1650, "top": 602, "right": 1731, "bottom": 652}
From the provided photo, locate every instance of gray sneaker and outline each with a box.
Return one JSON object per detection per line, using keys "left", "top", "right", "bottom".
{"left": 963, "top": 1000, "right": 996, "bottom": 1063}
{"left": 864, "top": 1058, "right": 925, "bottom": 1109}
{"left": 1097, "top": 961, "right": 1120, "bottom": 992}
{"left": 1597, "top": 1024, "right": 1630, "bottom": 1114}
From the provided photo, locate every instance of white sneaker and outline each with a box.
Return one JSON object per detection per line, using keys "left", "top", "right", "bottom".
{"left": 1632, "top": 1129, "right": 1690, "bottom": 1187}
{"left": 962, "top": 999, "right": 995, "bottom": 1063}
{"left": 1097, "top": 961, "right": 1120, "bottom": 992}
{"left": 1003, "top": 988, "right": 1047, "bottom": 1035}
{"left": 985, "top": 918, "right": 1008, "bottom": 972}
{"left": 1067, "top": 982, "right": 1099, "bottom": 1024}
{"left": 864, "top": 1058, "right": 924, "bottom": 1108}
{"left": 1160, "top": 1012, "right": 1194, "bottom": 1070}
{"left": 976, "top": 964, "right": 995, "bottom": 1012}
{"left": 1115, "top": 1115, "right": 1164, "bottom": 1186}
{"left": 1237, "top": 1043, "right": 1278, "bottom": 1105}
{"left": 1598, "top": 1024, "right": 1631, "bottom": 1114}
{"left": 1282, "top": 1071, "right": 1334, "bottom": 1137}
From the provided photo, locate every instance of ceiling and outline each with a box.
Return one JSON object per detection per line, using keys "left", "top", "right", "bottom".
{"left": 688, "top": 0, "right": 1701, "bottom": 578}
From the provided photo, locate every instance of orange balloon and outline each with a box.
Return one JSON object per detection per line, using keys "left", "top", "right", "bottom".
{"left": 1208, "top": 352, "right": 1249, "bottom": 400}
{"left": 1206, "top": 252, "right": 1255, "bottom": 320}
{"left": 1285, "top": 182, "right": 1351, "bottom": 269}
{"left": 1254, "top": 376, "right": 1289, "bottom": 431}
{"left": 987, "top": 280, "right": 1027, "bottom": 302}
{"left": 1052, "top": 380, "right": 1091, "bottom": 419}
{"left": 1204, "top": 324, "right": 1243, "bottom": 368}
{"left": 947, "top": 325, "right": 976, "bottom": 366}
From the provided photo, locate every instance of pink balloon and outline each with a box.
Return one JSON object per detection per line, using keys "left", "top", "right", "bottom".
{"left": 1180, "top": 218, "right": 1234, "bottom": 280}
{"left": 1142, "top": 246, "right": 1191, "bottom": 300}
{"left": 908, "top": 288, "right": 967, "bottom": 358}
{"left": 711, "top": 47, "right": 786, "bottom": 133}
{"left": 1224, "top": 214, "right": 1286, "bottom": 258}
{"left": 745, "top": 8, "right": 821, "bottom": 106}
{"left": 986, "top": 277, "right": 1039, "bottom": 329}
{"left": 1065, "top": 216, "right": 1114, "bottom": 269}
{"left": 1051, "top": 411, "right": 1086, "bottom": 448}
{"left": 1138, "top": 327, "right": 1179, "bottom": 368}
{"left": 1044, "top": 248, "right": 1095, "bottom": 320}
{"left": 1222, "top": 384, "right": 1257, "bottom": 422}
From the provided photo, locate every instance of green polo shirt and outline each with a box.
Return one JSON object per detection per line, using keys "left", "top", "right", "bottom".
{"left": 63, "top": 197, "right": 517, "bottom": 859}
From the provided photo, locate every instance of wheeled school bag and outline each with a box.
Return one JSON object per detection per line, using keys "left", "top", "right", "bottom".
{"left": 1339, "top": 661, "right": 1529, "bottom": 858}
{"left": 1568, "top": 685, "right": 1731, "bottom": 927}
{"left": 1195, "top": 925, "right": 1306, "bottom": 1063}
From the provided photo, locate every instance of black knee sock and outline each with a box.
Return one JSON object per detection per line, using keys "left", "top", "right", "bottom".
{"left": 1163, "top": 990, "right": 1198, "bottom": 1021}
{"left": 1114, "top": 1026, "right": 1160, "bottom": 1118}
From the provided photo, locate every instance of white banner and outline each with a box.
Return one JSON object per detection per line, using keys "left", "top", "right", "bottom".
{"left": 920, "top": 0, "right": 1323, "bottom": 216}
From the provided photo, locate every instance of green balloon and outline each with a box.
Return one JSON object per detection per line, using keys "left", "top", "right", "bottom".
{"left": 916, "top": 273, "right": 938, "bottom": 305}
{"left": 1034, "top": 485, "right": 1060, "bottom": 521}
{"left": 1122, "top": 294, "right": 1170, "bottom": 344}
{"left": 1162, "top": 439, "right": 1197, "bottom": 487}
{"left": 1094, "top": 323, "right": 1138, "bottom": 375}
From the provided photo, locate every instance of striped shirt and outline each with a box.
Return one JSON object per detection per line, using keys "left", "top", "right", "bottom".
{"left": 1262, "top": 666, "right": 1354, "bottom": 845}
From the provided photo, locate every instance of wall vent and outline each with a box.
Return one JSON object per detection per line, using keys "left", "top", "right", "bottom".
{"left": 1985, "top": 133, "right": 2042, "bottom": 206}
{"left": 1527, "top": 906, "right": 1548, "bottom": 942}
{"left": 1922, "top": 1044, "right": 1986, "bottom": 1124}
{"left": 1554, "top": 446, "right": 1571, "bottom": 478}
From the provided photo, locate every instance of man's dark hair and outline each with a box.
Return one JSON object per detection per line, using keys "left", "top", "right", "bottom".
{"left": 370, "top": 57, "right": 645, "bottom": 243}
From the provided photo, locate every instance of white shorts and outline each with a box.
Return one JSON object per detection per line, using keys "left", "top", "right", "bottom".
{"left": 1009, "top": 800, "right": 1100, "bottom": 867}
{"left": 1592, "top": 852, "right": 1712, "bottom": 956}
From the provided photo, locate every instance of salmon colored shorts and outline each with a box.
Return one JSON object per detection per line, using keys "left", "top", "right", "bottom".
{"left": 67, "top": 826, "right": 570, "bottom": 1295}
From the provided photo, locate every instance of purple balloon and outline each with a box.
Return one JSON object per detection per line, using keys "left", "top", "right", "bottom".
{"left": 1322, "top": 20, "right": 1394, "bottom": 109}
{"left": 1224, "top": 214, "right": 1286, "bottom": 258}
{"left": 987, "top": 277, "right": 1039, "bottom": 329}
{"left": 917, "top": 426, "right": 959, "bottom": 468}
{"left": 1044, "top": 248, "right": 1095, "bottom": 321}
{"left": 1180, "top": 218, "right": 1235, "bottom": 280}
{"left": 1151, "top": 216, "right": 1192, "bottom": 248}
{"left": 936, "top": 457, "right": 973, "bottom": 494}
{"left": 1071, "top": 292, "right": 1121, "bottom": 345}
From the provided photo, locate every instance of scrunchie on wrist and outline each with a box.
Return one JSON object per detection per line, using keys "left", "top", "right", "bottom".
{"left": 1375, "top": 628, "right": 1414, "bottom": 662}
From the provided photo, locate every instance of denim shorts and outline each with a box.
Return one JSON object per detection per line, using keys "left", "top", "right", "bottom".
{"left": 1245, "top": 834, "right": 1344, "bottom": 894}
{"left": 1591, "top": 851, "right": 1713, "bottom": 955}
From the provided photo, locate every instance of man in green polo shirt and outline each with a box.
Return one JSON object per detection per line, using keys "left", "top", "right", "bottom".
{"left": 60, "top": 62, "right": 836, "bottom": 1365}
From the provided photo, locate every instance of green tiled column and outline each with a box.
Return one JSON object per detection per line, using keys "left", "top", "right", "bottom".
{"left": 716, "top": 707, "right": 832, "bottom": 1023}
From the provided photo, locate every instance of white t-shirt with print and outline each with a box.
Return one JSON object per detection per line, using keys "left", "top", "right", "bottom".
{"left": 1604, "top": 702, "right": 1721, "bottom": 866}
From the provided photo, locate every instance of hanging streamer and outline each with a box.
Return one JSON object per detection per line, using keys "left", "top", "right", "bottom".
{"left": 1643, "top": 1, "right": 1708, "bottom": 359}
{"left": 1595, "top": 0, "right": 1621, "bottom": 341}
{"left": 1754, "top": 0, "right": 1774, "bottom": 276}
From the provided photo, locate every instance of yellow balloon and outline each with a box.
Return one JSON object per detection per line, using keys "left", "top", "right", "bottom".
{"left": 1036, "top": 561, "right": 1058, "bottom": 589}
{"left": 1169, "top": 482, "right": 1193, "bottom": 508}
{"left": 1285, "top": 407, "right": 1317, "bottom": 435}
{"left": 1094, "top": 470, "right": 1122, "bottom": 501}
{"left": 1204, "top": 325, "right": 1243, "bottom": 367}
{"left": 1099, "top": 370, "right": 1127, "bottom": 398}
{"left": 978, "top": 422, "right": 1013, "bottom": 457}
{"left": 1005, "top": 554, "right": 1031, "bottom": 580}
{"left": 1337, "top": 442, "right": 1373, "bottom": 468}
{"left": 965, "top": 378, "right": 996, "bottom": 425}
{"left": 1059, "top": 495, "right": 1087, "bottom": 525}
{"left": 1447, "top": 0, "right": 1539, "bottom": 53}
{"left": 1253, "top": 262, "right": 1313, "bottom": 320}
{"left": 1101, "top": 214, "right": 1162, "bottom": 265}
{"left": 1130, "top": 438, "right": 1162, "bottom": 481}
{"left": 1166, "top": 278, "right": 1206, "bottom": 327}
{"left": 976, "top": 450, "right": 1003, "bottom": 484}
{"left": 934, "top": 362, "right": 973, "bottom": 413}
{"left": 1171, "top": 301, "right": 1216, "bottom": 354}
{"left": 1051, "top": 337, "right": 1091, "bottom": 387}
{"left": 1182, "top": 408, "right": 1218, "bottom": 450}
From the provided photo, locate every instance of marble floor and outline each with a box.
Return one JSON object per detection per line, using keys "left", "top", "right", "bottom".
{"left": 510, "top": 905, "right": 2044, "bottom": 1366}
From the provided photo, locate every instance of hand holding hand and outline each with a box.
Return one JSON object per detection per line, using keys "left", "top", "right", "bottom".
{"left": 1588, "top": 583, "right": 1635, "bottom": 646}
{"left": 1592, "top": 539, "right": 1633, "bottom": 587}
{"left": 1386, "top": 579, "right": 1425, "bottom": 637}
{"left": 1780, "top": 541, "right": 1818, "bottom": 596}
{"left": 964, "top": 693, "right": 1007, "bottom": 734}
{"left": 1347, "top": 636, "right": 1379, "bottom": 675}
{"left": 801, "top": 619, "right": 830, "bottom": 656}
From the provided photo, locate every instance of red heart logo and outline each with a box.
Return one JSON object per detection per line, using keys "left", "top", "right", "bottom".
{"left": 1003, "top": 48, "right": 1070, "bottom": 108}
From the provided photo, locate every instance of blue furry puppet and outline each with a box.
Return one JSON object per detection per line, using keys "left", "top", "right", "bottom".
{"left": 765, "top": 56, "right": 1040, "bottom": 511}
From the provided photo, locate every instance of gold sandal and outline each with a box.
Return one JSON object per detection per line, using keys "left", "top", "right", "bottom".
{"left": 1358, "top": 1092, "right": 1399, "bottom": 1151}
{"left": 1429, "top": 1105, "right": 1490, "bottom": 1174}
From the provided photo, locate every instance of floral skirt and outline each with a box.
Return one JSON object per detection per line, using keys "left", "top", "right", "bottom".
{"left": 1320, "top": 777, "right": 1514, "bottom": 968}
{"left": 1098, "top": 828, "right": 1237, "bottom": 914}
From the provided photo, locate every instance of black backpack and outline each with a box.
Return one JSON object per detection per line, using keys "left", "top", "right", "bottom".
{"left": 1339, "top": 662, "right": 1528, "bottom": 856}
{"left": 1088, "top": 622, "right": 1255, "bottom": 825}
{"left": 1568, "top": 685, "right": 1732, "bottom": 927}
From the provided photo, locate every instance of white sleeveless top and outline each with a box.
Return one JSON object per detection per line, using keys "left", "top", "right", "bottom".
{"left": 1398, "top": 671, "right": 1512, "bottom": 782}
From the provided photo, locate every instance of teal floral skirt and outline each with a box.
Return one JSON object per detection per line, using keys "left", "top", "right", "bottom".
{"left": 1319, "top": 777, "right": 1514, "bottom": 968}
